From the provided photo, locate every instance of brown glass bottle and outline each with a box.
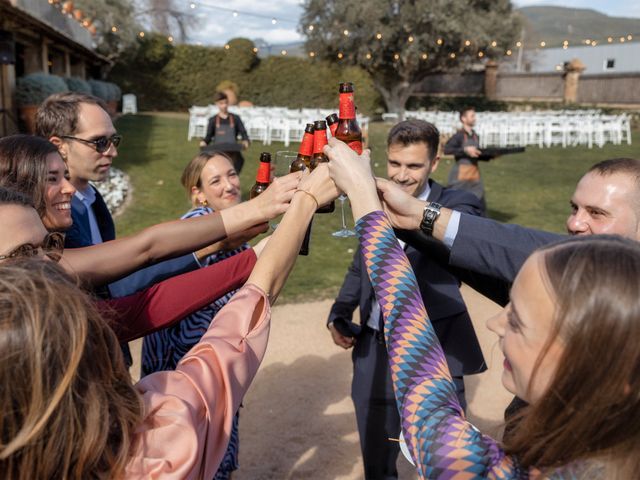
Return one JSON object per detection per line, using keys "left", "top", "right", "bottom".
{"left": 335, "top": 82, "right": 363, "bottom": 154}
{"left": 326, "top": 113, "right": 339, "bottom": 137}
{"left": 310, "top": 120, "right": 335, "bottom": 213}
{"left": 290, "top": 123, "right": 315, "bottom": 172}
{"left": 249, "top": 152, "right": 272, "bottom": 199}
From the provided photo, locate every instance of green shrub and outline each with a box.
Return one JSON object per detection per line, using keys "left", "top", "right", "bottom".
{"left": 65, "top": 76, "right": 92, "bottom": 94}
{"left": 88, "top": 79, "right": 110, "bottom": 100}
{"left": 15, "top": 73, "right": 68, "bottom": 106}
{"left": 108, "top": 37, "right": 383, "bottom": 114}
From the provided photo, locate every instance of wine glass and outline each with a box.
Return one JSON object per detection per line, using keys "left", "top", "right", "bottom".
{"left": 332, "top": 194, "right": 356, "bottom": 237}
{"left": 271, "top": 151, "right": 298, "bottom": 229}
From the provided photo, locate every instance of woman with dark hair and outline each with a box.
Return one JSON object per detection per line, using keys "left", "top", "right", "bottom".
{"left": 0, "top": 134, "right": 296, "bottom": 287}
{"left": 0, "top": 163, "right": 337, "bottom": 479}
{"left": 324, "top": 138, "right": 640, "bottom": 479}
{"left": 142, "top": 151, "right": 254, "bottom": 479}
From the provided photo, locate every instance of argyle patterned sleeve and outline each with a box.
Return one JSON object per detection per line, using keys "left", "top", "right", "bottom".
{"left": 355, "top": 210, "right": 522, "bottom": 479}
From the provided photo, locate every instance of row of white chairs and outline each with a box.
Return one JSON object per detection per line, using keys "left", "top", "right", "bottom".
{"left": 188, "top": 105, "right": 370, "bottom": 147}
{"left": 404, "top": 110, "right": 632, "bottom": 148}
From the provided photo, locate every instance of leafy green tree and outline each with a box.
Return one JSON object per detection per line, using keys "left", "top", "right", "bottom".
{"left": 301, "top": 0, "right": 521, "bottom": 115}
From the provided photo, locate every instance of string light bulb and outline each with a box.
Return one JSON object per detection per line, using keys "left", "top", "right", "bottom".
{"left": 337, "top": 52, "right": 344, "bottom": 59}
{"left": 167, "top": 36, "right": 173, "bottom": 42}
{"left": 540, "top": 41, "right": 546, "bottom": 47}
{"left": 422, "top": 53, "right": 428, "bottom": 59}
{"left": 436, "top": 38, "right": 443, "bottom": 45}
{"left": 516, "top": 41, "right": 522, "bottom": 47}
{"left": 309, "top": 51, "right": 315, "bottom": 57}
{"left": 139, "top": 31, "right": 145, "bottom": 38}
{"left": 224, "top": 44, "right": 230, "bottom": 49}
{"left": 308, "top": 25, "right": 314, "bottom": 31}
{"left": 281, "top": 49, "right": 287, "bottom": 55}
{"left": 343, "top": 29, "right": 349, "bottom": 36}
{"left": 628, "top": 35, "right": 633, "bottom": 40}
{"left": 607, "top": 37, "right": 613, "bottom": 43}
{"left": 271, "top": 18, "right": 277, "bottom": 24}
{"left": 620, "top": 37, "right": 625, "bottom": 42}
{"left": 253, "top": 47, "right": 258, "bottom": 53}
{"left": 506, "top": 49, "right": 512, "bottom": 55}
{"left": 408, "top": 36, "right": 414, "bottom": 42}
{"left": 393, "top": 53, "right": 400, "bottom": 60}
{"left": 478, "top": 51, "right": 484, "bottom": 57}
{"left": 232, "top": 11, "right": 238, "bottom": 17}
{"left": 464, "top": 40, "right": 471, "bottom": 46}
{"left": 491, "top": 40, "right": 497, "bottom": 47}
{"left": 449, "top": 52, "right": 456, "bottom": 59}
{"left": 111, "top": 26, "right": 118, "bottom": 32}
{"left": 366, "top": 52, "right": 372, "bottom": 59}
{"left": 190, "top": 2, "right": 196, "bottom": 8}
{"left": 376, "top": 33, "right": 382, "bottom": 40}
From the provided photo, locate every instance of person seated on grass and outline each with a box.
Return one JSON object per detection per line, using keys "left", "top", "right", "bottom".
{"left": 0, "top": 163, "right": 338, "bottom": 479}
{"left": 141, "top": 151, "right": 257, "bottom": 479}
{"left": 0, "top": 134, "right": 295, "bottom": 289}
{"left": 324, "top": 138, "right": 640, "bottom": 479}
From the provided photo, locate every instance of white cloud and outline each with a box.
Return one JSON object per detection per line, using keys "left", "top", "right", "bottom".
{"left": 188, "top": 0, "right": 303, "bottom": 46}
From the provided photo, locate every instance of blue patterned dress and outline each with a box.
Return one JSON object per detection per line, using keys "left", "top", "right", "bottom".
{"left": 141, "top": 206, "right": 247, "bottom": 480}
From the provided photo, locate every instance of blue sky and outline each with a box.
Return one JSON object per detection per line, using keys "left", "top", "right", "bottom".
{"left": 188, "top": 1, "right": 640, "bottom": 47}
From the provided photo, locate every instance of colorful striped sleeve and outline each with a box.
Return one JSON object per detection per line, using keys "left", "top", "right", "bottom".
{"left": 355, "top": 210, "right": 521, "bottom": 479}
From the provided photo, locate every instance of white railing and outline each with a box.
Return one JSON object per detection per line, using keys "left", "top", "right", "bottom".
{"left": 188, "top": 105, "right": 370, "bottom": 146}
{"left": 404, "top": 110, "right": 632, "bottom": 148}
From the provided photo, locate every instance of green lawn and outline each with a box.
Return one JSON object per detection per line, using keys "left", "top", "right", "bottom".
{"left": 113, "top": 113, "right": 640, "bottom": 302}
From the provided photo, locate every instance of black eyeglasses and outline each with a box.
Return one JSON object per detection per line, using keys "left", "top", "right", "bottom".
{"left": 0, "top": 232, "right": 65, "bottom": 263}
{"left": 61, "top": 134, "right": 122, "bottom": 153}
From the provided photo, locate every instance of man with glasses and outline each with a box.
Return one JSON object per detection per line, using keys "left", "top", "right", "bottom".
{"left": 36, "top": 93, "right": 201, "bottom": 365}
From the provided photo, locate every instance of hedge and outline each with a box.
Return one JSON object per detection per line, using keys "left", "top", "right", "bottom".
{"left": 108, "top": 35, "right": 383, "bottom": 115}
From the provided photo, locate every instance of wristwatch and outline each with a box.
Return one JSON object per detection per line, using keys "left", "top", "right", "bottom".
{"left": 419, "top": 202, "right": 442, "bottom": 236}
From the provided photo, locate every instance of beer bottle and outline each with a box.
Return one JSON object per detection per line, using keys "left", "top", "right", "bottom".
{"left": 290, "top": 123, "right": 315, "bottom": 172}
{"left": 335, "top": 82, "right": 363, "bottom": 154}
{"left": 249, "top": 152, "right": 272, "bottom": 199}
{"left": 310, "top": 120, "right": 335, "bottom": 213}
{"left": 326, "top": 113, "right": 339, "bottom": 137}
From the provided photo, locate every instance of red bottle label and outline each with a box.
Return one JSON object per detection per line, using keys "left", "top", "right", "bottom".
{"left": 313, "top": 129, "right": 328, "bottom": 154}
{"left": 256, "top": 161, "right": 271, "bottom": 183}
{"left": 339, "top": 93, "right": 356, "bottom": 119}
{"left": 299, "top": 132, "right": 314, "bottom": 156}
{"left": 348, "top": 141, "right": 363, "bottom": 155}
{"left": 329, "top": 122, "right": 338, "bottom": 137}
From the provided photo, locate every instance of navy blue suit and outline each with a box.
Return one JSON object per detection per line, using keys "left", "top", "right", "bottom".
{"left": 65, "top": 186, "right": 200, "bottom": 299}
{"left": 328, "top": 180, "right": 486, "bottom": 480}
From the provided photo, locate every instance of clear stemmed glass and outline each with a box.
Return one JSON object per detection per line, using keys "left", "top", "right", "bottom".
{"left": 271, "top": 151, "right": 298, "bottom": 229}
{"left": 332, "top": 194, "right": 356, "bottom": 237}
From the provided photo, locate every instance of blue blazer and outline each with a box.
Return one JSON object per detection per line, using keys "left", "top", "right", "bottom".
{"left": 65, "top": 186, "right": 199, "bottom": 298}
{"left": 328, "top": 180, "right": 486, "bottom": 377}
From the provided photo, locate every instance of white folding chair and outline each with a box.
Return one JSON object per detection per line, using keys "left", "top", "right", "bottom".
{"left": 122, "top": 94, "right": 137, "bottom": 114}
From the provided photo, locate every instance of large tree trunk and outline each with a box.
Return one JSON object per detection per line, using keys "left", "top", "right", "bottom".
{"left": 375, "top": 80, "right": 416, "bottom": 121}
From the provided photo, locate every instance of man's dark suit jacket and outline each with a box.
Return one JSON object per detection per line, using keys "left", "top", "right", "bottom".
{"left": 65, "top": 185, "right": 199, "bottom": 298}
{"left": 399, "top": 213, "right": 565, "bottom": 307}
{"left": 328, "top": 180, "right": 486, "bottom": 377}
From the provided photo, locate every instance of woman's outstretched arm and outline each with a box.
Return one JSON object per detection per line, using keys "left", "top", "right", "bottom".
{"left": 59, "top": 173, "right": 300, "bottom": 287}
{"left": 324, "top": 138, "right": 520, "bottom": 479}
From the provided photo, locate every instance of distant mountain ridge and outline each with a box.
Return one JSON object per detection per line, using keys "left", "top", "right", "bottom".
{"left": 517, "top": 6, "right": 640, "bottom": 48}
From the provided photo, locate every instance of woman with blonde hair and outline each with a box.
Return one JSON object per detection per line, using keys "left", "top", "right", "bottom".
{"left": 142, "top": 150, "right": 259, "bottom": 479}
{"left": 0, "top": 163, "right": 338, "bottom": 479}
{"left": 324, "top": 138, "right": 640, "bottom": 479}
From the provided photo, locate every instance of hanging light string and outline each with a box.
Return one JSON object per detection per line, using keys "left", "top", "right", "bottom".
{"left": 187, "top": 1, "right": 298, "bottom": 25}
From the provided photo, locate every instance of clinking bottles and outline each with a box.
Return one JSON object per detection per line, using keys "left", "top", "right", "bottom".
{"left": 335, "top": 82, "right": 363, "bottom": 154}
{"left": 290, "top": 123, "right": 315, "bottom": 172}
{"left": 326, "top": 113, "right": 339, "bottom": 137}
{"left": 310, "top": 120, "right": 335, "bottom": 213}
{"left": 249, "top": 152, "right": 271, "bottom": 199}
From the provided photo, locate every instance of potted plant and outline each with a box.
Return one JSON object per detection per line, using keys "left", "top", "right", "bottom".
{"left": 88, "top": 79, "right": 120, "bottom": 115}
{"left": 65, "top": 76, "right": 92, "bottom": 94}
{"left": 15, "top": 73, "right": 68, "bottom": 133}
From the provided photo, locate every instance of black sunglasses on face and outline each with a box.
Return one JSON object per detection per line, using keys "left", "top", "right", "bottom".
{"left": 0, "top": 232, "right": 65, "bottom": 263}
{"left": 61, "top": 134, "right": 122, "bottom": 153}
